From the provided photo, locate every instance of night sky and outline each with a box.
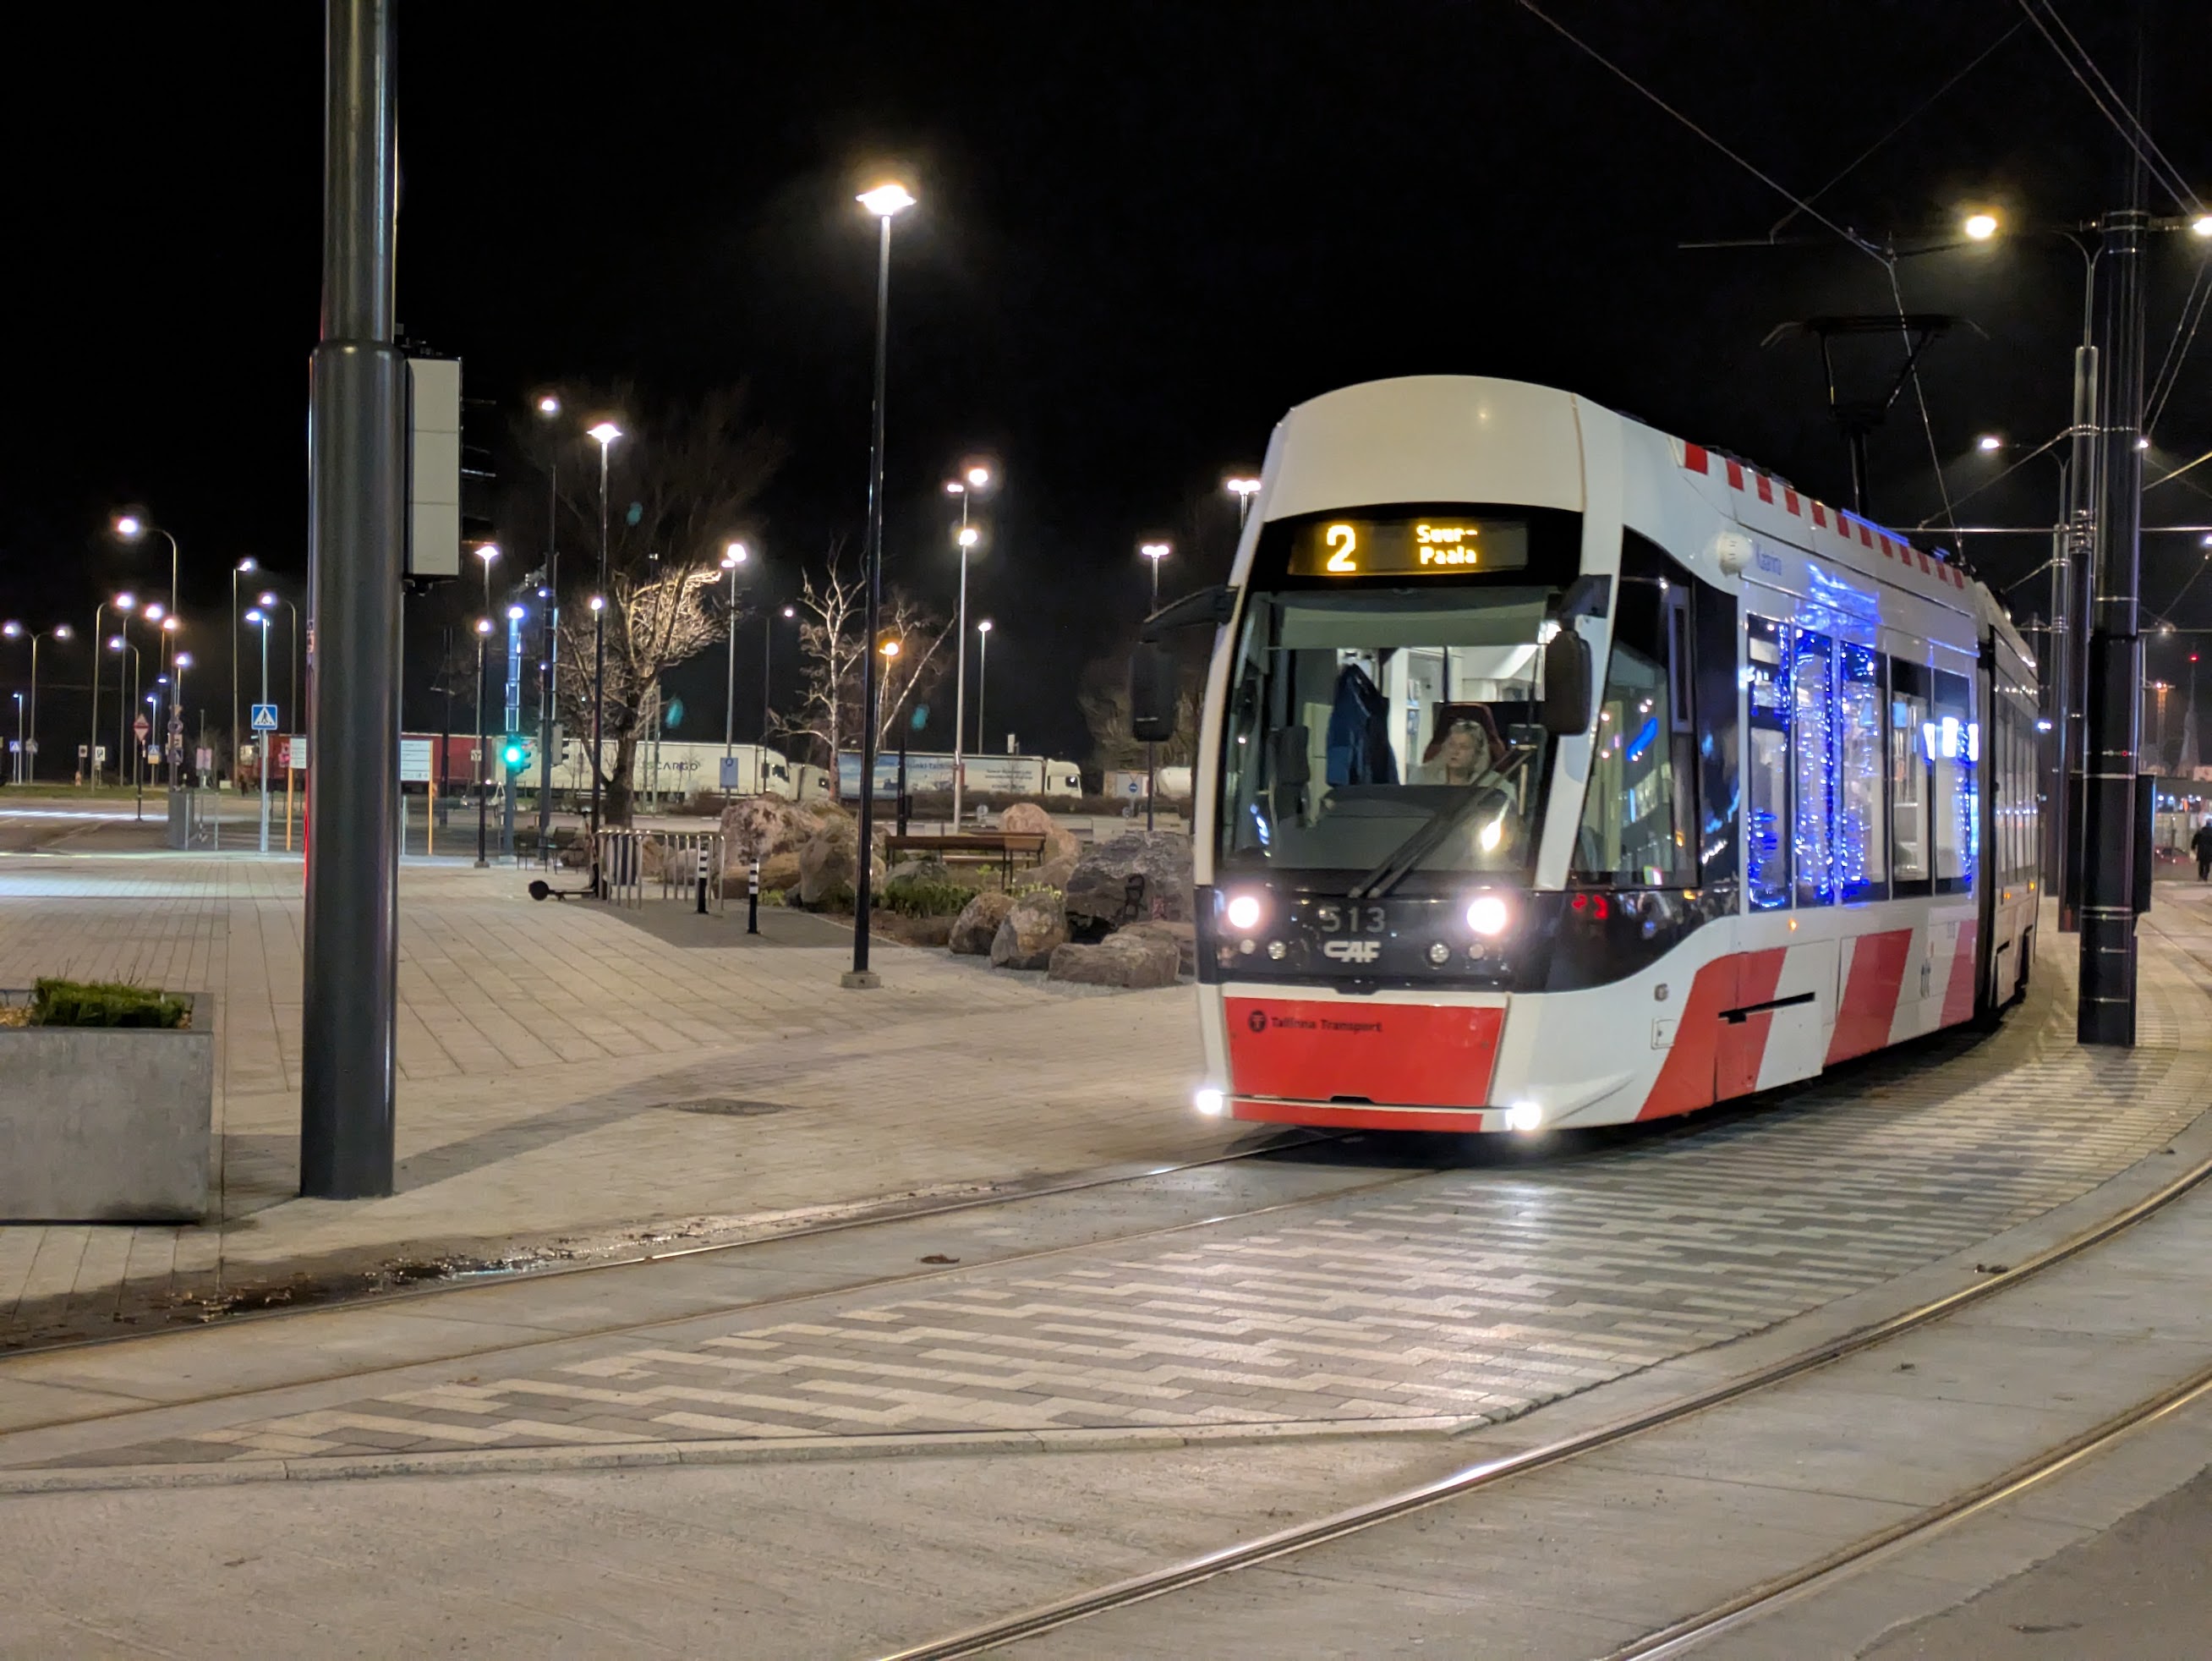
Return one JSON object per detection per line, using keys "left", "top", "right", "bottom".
{"left": 5, "top": 3, "right": 2210, "bottom": 767}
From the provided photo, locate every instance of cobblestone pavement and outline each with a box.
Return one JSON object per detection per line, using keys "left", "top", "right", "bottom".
{"left": 0, "top": 836, "right": 1235, "bottom": 1346}
{"left": 23, "top": 895, "right": 2209, "bottom": 1471}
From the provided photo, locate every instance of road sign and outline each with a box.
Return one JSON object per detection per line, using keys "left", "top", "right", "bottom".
{"left": 251, "top": 704, "right": 279, "bottom": 732}
{"left": 134, "top": 715, "right": 151, "bottom": 742}
{"left": 398, "top": 737, "right": 432, "bottom": 783}
{"left": 286, "top": 734, "right": 308, "bottom": 771}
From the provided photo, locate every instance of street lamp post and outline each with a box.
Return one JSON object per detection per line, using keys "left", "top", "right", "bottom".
{"left": 764, "top": 605, "right": 795, "bottom": 744}
{"left": 1139, "top": 541, "right": 1170, "bottom": 832}
{"left": 474, "top": 615, "right": 492, "bottom": 868}
{"left": 1, "top": 622, "right": 72, "bottom": 785}
{"left": 173, "top": 653, "right": 194, "bottom": 781}
{"left": 8, "top": 693, "right": 20, "bottom": 784}
{"left": 1226, "top": 475, "right": 1261, "bottom": 533}
{"left": 108, "top": 634, "right": 140, "bottom": 820}
{"left": 847, "top": 179, "right": 916, "bottom": 990}
{"left": 975, "top": 618, "right": 993, "bottom": 763}
{"left": 721, "top": 541, "right": 747, "bottom": 792}
{"left": 534, "top": 393, "right": 564, "bottom": 854}
{"left": 113, "top": 514, "right": 180, "bottom": 664}
{"left": 944, "top": 463, "right": 993, "bottom": 828}
{"left": 247, "top": 609, "right": 271, "bottom": 851}
{"left": 586, "top": 422, "right": 621, "bottom": 894}
{"left": 87, "top": 597, "right": 129, "bottom": 788}
{"left": 231, "top": 557, "right": 257, "bottom": 784}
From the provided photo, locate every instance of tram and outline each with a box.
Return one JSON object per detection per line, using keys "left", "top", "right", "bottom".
{"left": 1151, "top": 376, "right": 2040, "bottom": 1133}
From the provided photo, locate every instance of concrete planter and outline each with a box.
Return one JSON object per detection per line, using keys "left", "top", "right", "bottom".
{"left": 0, "top": 992, "right": 213, "bottom": 1222}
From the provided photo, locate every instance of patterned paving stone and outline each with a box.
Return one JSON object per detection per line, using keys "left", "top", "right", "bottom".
{"left": 39, "top": 920, "right": 2209, "bottom": 1469}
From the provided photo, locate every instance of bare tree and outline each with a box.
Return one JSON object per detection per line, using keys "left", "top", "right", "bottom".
{"left": 542, "top": 385, "right": 784, "bottom": 825}
{"left": 777, "top": 544, "right": 951, "bottom": 796}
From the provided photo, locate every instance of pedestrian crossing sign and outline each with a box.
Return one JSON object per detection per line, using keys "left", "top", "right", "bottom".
{"left": 251, "top": 704, "right": 279, "bottom": 732}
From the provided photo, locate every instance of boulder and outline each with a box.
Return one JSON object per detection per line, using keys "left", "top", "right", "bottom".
{"left": 798, "top": 817, "right": 860, "bottom": 907}
{"left": 1025, "top": 854, "right": 1078, "bottom": 894}
{"left": 1063, "top": 831, "right": 1194, "bottom": 940}
{"left": 989, "top": 890, "right": 1067, "bottom": 970}
{"left": 759, "top": 849, "right": 803, "bottom": 894}
{"left": 1001, "top": 800, "right": 1081, "bottom": 867}
{"left": 948, "top": 889, "right": 1016, "bottom": 955}
{"left": 1120, "top": 920, "right": 1198, "bottom": 979}
{"left": 720, "top": 795, "right": 822, "bottom": 870}
{"left": 1047, "top": 930, "right": 1181, "bottom": 989}
{"left": 896, "top": 856, "right": 956, "bottom": 885}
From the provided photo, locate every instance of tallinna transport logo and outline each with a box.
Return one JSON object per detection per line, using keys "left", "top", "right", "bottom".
{"left": 1247, "top": 1009, "right": 1268, "bottom": 1034}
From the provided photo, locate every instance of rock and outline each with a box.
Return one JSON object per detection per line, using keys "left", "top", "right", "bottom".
{"left": 798, "top": 817, "right": 859, "bottom": 907}
{"left": 897, "top": 856, "right": 956, "bottom": 885}
{"left": 949, "top": 890, "right": 1015, "bottom": 955}
{"left": 1047, "top": 930, "right": 1181, "bottom": 989}
{"left": 1120, "top": 920, "right": 1198, "bottom": 979}
{"left": 720, "top": 794, "right": 822, "bottom": 870}
{"left": 759, "top": 850, "right": 802, "bottom": 894}
{"left": 1001, "top": 800, "right": 1081, "bottom": 867}
{"left": 1025, "top": 854, "right": 1077, "bottom": 893}
{"left": 1063, "top": 831, "right": 1194, "bottom": 940}
{"left": 989, "top": 890, "right": 1067, "bottom": 970}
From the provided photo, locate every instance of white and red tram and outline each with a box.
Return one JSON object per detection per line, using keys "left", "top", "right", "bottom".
{"left": 1171, "top": 376, "right": 2040, "bottom": 1133}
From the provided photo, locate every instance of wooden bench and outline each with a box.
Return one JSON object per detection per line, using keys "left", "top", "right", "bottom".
{"left": 884, "top": 831, "right": 1049, "bottom": 885}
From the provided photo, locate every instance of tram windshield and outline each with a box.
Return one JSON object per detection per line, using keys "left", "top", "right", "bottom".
{"left": 1215, "top": 586, "right": 1557, "bottom": 882}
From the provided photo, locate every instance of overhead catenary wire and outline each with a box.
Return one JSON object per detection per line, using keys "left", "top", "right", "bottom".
{"left": 2146, "top": 257, "right": 2212, "bottom": 439}
{"left": 2020, "top": 1, "right": 2204, "bottom": 217}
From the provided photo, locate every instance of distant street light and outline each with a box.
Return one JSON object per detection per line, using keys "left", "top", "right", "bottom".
{"left": 1137, "top": 542, "right": 1173, "bottom": 832}
{"left": 112, "top": 514, "right": 181, "bottom": 678}
{"left": 975, "top": 618, "right": 994, "bottom": 761}
{"left": 536, "top": 393, "right": 562, "bottom": 416}
{"left": 762, "top": 603, "right": 796, "bottom": 745}
{"left": 1139, "top": 540, "right": 1170, "bottom": 608}
{"left": 849, "top": 178, "right": 917, "bottom": 989}
{"left": 2, "top": 622, "right": 72, "bottom": 786}
{"left": 1976, "top": 434, "right": 2003, "bottom": 452}
{"left": 2194, "top": 215, "right": 2212, "bottom": 238}
{"left": 721, "top": 540, "right": 749, "bottom": 780}
{"left": 231, "top": 557, "right": 260, "bottom": 781}
{"left": 586, "top": 422, "right": 621, "bottom": 891}
{"left": 475, "top": 613, "right": 495, "bottom": 868}
{"left": 1225, "top": 475, "right": 1262, "bottom": 529}
{"left": 247, "top": 608, "right": 272, "bottom": 850}
{"left": 1963, "top": 211, "right": 2000, "bottom": 241}
{"left": 944, "top": 461, "right": 997, "bottom": 826}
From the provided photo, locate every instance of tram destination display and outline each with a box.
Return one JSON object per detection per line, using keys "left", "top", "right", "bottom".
{"left": 1287, "top": 514, "right": 1530, "bottom": 578}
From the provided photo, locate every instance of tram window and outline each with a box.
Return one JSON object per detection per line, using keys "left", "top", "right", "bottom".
{"left": 1933, "top": 668, "right": 1976, "bottom": 893}
{"left": 1792, "top": 628, "right": 1836, "bottom": 907}
{"left": 1891, "top": 660, "right": 1932, "bottom": 889}
{"left": 1745, "top": 616, "right": 1791, "bottom": 908}
{"left": 1837, "top": 641, "right": 1887, "bottom": 902}
{"left": 1574, "top": 559, "right": 1693, "bottom": 887}
{"left": 1693, "top": 579, "right": 1741, "bottom": 887}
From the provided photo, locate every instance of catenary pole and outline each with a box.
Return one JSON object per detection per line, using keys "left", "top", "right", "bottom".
{"left": 848, "top": 203, "right": 898, "bottom": 989}
{"left": 2077, "top": 202, "right": 2147, "bottom": 1046}
{"left": 300, "top": 0, "right": 405, "bottom": 1197}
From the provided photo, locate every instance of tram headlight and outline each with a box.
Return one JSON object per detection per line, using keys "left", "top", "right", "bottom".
{"left": 1503, "top": 1102, "right": 1544, "bottom": 1133}
{"left": 1194, "top": 1087, "right": 1227, "bottom": 1118}
{"left": 1224, "top": 891, "right": 1266, "bottom": 933}
{"left": 1466, "top": 893, "right": 1511, "bottom": 937}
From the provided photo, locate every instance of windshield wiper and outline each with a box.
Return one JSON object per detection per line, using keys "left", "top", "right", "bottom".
{"left": 1347, "top": 747, "right": 1533, "bottom": 901}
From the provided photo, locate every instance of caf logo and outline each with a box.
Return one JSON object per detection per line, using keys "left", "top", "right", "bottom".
{"left": 1246, "top": 1009, "right": 1268, "bottom": 1034}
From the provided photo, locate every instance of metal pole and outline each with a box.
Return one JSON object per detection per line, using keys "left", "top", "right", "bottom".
{"left": 131, "top": 643, "right": 142, "bottom": 821}
{"left": 1146, "top": 556, "right": 1158, "bottom": 834}
{"left": 474, "top": 625, "right": 489, "bottom": 867}
{"left": 589, "top": 441, "right": 609, "bottom": 894}
{"left": 231, "top": 568, "right": 241, "bottom": 794}
{"left": 2078, "top": 206, "right": 2147, "bottom": 1047}
{"left": 2056, "top": 332, "right": 2099, "bottom": 925}
{"left": 28, "top": 636, "right": 41, "bottom": 787}
{"left": 301, "top": 0, "right": 405, "bottom": 1198}
{"left": 846, "top": 211, "right": 893, "bottom": 989}
{"left": 762, "top": 611, "right": 773, "bottom": 745}
{"left": 952, "top": 495, "right": 969, "bottom": 830}
{"left": 977, "top": 626, "right": 988, "bottom": 770}
{"left": 536, "top": 463, "right": 558, "bottom": 858}
{"left": 88, "top": 605, "right": 103, "bottom": 789}
{"left": 724, "top": 562, "right": 737, "bottom": 788}
{"left": 258, "top": 627, "right": 271, "bottom": 852}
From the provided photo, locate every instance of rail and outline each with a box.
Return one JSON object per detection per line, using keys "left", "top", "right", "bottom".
{"left": 594, "top": 829, "right": 725, "bottom": 914}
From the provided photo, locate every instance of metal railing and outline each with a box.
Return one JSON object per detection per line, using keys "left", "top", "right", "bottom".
{"left": 593, "top": 829, "right": 725, "bottom": 915}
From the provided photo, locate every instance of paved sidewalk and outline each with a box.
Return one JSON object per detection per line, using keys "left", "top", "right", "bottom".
{"left": 0, "top": 842, "right": 1234, "bottom": 1346}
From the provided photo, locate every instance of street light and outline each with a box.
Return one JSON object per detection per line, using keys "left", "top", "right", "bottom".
{"left": 1975, "top": 434, "right": 2003, "bottom": 452}
{"left": 231, "top": 557, "right": 259, "bottom": 784}
{"left": 2193, "top": 215, "right": 2212, "bottom": 238}
{"left": 474, "top": 613, "right": 494, "bottom": 867}
{"left": 1963, "top": 211, "right": 2000, "bottom": 241}
{"left": 112, "top": 514, "right": 181, "bottom": 675}
{"left": 533, "top": 394, "right": 567, "bottom": 857}
{"left": 586, "top": 422, "right": 622, "bottom": 893}
{"left": 975, "top": 619, "right": 994, "bottom": 762}
{"left": 848, "top": 177, "right": 916, "bottom": 989}
{"left": 764, "top": 604, "right": 796, "bottom": 745}
{"left": 721, "top": 540, "right": 749, "bottom": 787}
{"left": 1137, "top": 542, "right": 1173, "bottom": 831}
{"left": 1226, "top": 476, "right": 1262, "bottom": 530}
{"left": 258, "top": 589, "right": 300, "bottom": 740}
{"left": 246, "top": 608, "right": 273, "bottom": 850}
{"left": 1139, "top": 541, "right": 1170, "bottom": 609}
{"left": 944, "top": 458, "right": 996, "bottom": 829}
{"left": 536, "top": 393, "right": 561, "bottom": 416}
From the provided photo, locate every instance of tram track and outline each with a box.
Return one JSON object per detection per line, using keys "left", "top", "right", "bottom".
{"left": 872, "top": 1136, "right": 2212, "bottom": 1661}
{"left": 0, "top": 1130, "right": 1495, "bottom": 1443}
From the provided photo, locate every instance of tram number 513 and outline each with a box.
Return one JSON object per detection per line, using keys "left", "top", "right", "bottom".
{"left": 1315, "top": 903, "right": 1386, "bottom": 934}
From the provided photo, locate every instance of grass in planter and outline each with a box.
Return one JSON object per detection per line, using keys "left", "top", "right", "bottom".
{"left": 28, "top": 978, "right": 190, "bottom": 1030}
{"left": 877, "top": 876, "right": 974, "bottom": 918}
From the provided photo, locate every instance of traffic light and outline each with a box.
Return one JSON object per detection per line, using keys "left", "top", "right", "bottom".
{"left": 501, "top": 735, "right": 531, "bottom": 774}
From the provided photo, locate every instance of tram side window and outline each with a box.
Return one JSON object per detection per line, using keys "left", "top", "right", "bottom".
{"left": 1792, "top": 629, "right": 1836, "bottom": 907}
{"left": 1837, "top": 641, "right": 1887, "bottom": 902}
{"left": 1932, "top": 668, "right": 1977, "bottom": 894}
{"left": 1745, "top": 616, "right": 1791, "bottom": 908}
{"left": 1891, "top": 660, "right": 1932, "bottom": 891}
{"left": 1574, "top": 537, "right": 1695, "bottom": 886}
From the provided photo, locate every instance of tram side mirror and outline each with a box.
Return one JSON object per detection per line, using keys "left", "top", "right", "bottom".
{"left": 1541, "top": 628, "right": 1594, "bottom": 737}
{"left": 1269, "top": 725, "right": 1311, "bottom": 788}
{"left": 1129, "top": 642, "right": 1180, "bottom": 743}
